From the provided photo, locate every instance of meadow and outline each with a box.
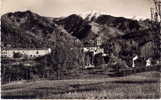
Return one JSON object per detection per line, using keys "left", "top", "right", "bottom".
{"left": 1, "top": 71, "right": 160, "bottom": 99}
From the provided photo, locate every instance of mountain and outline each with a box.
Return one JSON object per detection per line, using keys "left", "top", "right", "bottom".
{"left": 1, "top": 11, "right": 84, "bottom": 79}
{"left": 1, "top": 11, "right": 82, "bottom": 48}
{"left": 95, "top": 15, "right": 140, "bottom": 32}
{"left": 1, "top": 10, "right": 160, "bottom": 83}
{"left": 54, "top": 14, "right": 91, "bottom": 39}
{"left": 2, "top": 10, "right": 160, "bottom": 61}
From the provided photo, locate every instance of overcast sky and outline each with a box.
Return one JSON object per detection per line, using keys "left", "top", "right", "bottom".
{"left": 1, "top": 0, "right": 153, "bottom": 19}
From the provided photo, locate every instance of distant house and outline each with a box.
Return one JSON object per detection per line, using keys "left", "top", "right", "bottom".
{"left": 82, "top": 47, "right": 104, "bottom": 55}
{"left": 96, "top": 37, "right": 102, "bottom": 46}
{"left": 82, "top": 46, "right": 107, "bottom": 68}
{"left": 1, "top": 48, "right": 51, "bottom": 59}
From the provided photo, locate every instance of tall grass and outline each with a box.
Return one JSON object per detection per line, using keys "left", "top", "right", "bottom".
{"left": 2, "top": 71, "right": 160, "bottom": 99}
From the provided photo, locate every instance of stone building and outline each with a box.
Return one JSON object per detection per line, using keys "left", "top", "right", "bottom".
{"left": 1, "top": 48, "right": 51, "bottom": 59}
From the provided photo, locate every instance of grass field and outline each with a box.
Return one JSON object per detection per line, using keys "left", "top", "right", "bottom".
{"left": 1, "top": 71, "right": 161, "bottom": 99}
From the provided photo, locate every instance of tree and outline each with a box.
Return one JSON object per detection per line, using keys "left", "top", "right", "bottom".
{"left": 13, "top": 52, "right": 23, "bottom": 58}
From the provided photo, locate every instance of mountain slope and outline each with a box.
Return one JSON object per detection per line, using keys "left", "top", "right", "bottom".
{"left": 1, "top": 11, "right": 84, "bottom": 82}
{"left": 1, "top": 11, "right": 82, "bottom": 48}
{"left": 1, "top": 10, "right": 160, "bottom": 83}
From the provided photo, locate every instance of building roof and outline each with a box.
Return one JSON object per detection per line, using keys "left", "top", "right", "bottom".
{"left": 1, "top": 48, "right": 51, "bottom": 50}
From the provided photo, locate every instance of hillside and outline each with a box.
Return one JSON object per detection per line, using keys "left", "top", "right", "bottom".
{"left": 1, "top": 11, "right": 84, "bottom": 83}
{"left": 2, "top": 11, "right": 160, "bottom": 49}
{"left": 1, "top": 10, "right": 161, "bottom": 83}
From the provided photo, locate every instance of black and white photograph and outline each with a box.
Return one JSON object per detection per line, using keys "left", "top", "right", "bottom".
{"left": 0, "top": 0, "right": 161, "bottom": 99}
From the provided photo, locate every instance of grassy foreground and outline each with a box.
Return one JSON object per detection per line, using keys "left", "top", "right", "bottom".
{"left": 1, "top": 71, "right": 161, "bottom": 99}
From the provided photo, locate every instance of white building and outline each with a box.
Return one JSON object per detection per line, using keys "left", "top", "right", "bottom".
{"left": 1, "top": 48, "right": 51, "bottom": 58}
{"left": 82, "top": 47, "right": 104, "bottom": 55}
{"left": 132, "top": 55, "right": 138, "bottom": 68}
{"left": 146, "top": 58, "right": 152, "bottom": 67}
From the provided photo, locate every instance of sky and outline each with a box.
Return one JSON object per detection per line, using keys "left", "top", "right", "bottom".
{"left": 0, "top": 0, "right": 153, "bottom": 19}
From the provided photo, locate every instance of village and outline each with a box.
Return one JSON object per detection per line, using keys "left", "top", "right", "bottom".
{"left": 1, "top": 37, "right": 160, "bottom": 69}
